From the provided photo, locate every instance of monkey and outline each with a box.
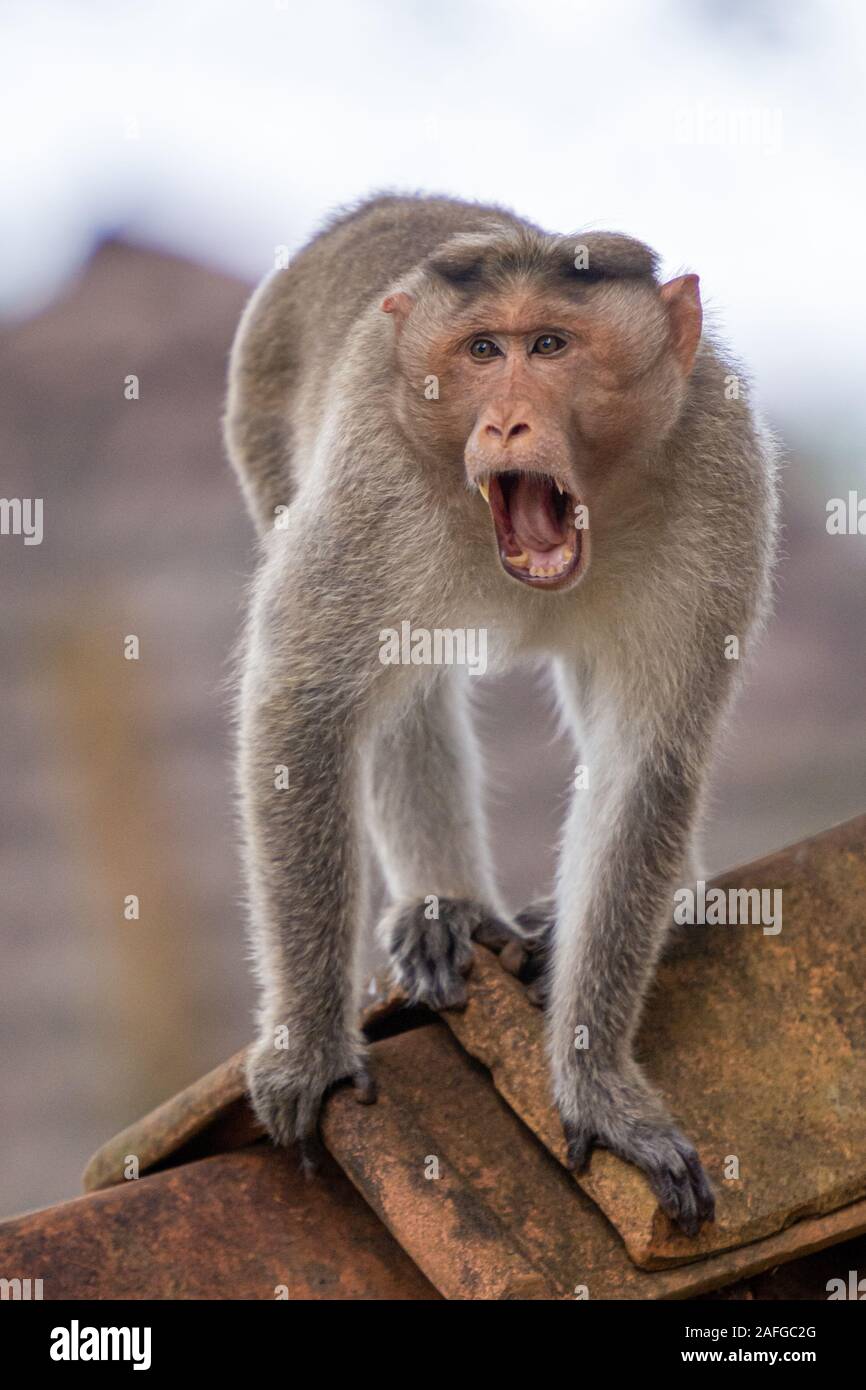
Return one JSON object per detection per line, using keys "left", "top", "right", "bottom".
{"left": 224, "top": 192, "right": 777, "bottom": 1236}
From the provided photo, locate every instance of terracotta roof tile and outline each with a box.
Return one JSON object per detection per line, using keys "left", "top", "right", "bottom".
{"left": 443, "top": 813, "right": 866, "bottom": 1267}
{"left": 0, "top": 1146, "right": 438, "bottom": 1300}
{"left": 18, "top": 813, "right": 866, "bottom": 1299}
{"left": 323, "top": 1019, "right": 866, "bottom": 1299}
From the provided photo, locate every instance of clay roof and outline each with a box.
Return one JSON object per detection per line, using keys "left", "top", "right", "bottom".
{"left": 2, "top": 814, "right": 865, "bottom": 1299}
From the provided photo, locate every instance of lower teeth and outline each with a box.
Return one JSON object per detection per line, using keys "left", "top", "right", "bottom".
{"left": 509, "top": 545, "right": 575, "bottom": 578}
{"left": 530, "top": 563, "right": 566, "bottom": 577}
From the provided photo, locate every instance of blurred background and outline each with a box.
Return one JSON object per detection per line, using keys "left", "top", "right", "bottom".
{"left": 1, "top": 0, "right": 864, "bottom": 1219}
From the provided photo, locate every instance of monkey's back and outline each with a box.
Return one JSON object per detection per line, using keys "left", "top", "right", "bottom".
{"left": 225, "top": 193, "right": 530, "bottom": 533}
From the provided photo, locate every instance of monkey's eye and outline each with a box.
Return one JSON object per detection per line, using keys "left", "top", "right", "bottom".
{"left": 469, "top": 337, "right": 502, "bottom": 361}
{"left": 531, "top": 334, "right": 566, "bottom": 356}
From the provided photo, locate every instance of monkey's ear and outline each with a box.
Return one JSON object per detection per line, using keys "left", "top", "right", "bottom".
{"left": 660, "top": 274, "right": 702, "bottom": 377}
{"left": 381, "top": 292, "right": 414, "bottom": 332}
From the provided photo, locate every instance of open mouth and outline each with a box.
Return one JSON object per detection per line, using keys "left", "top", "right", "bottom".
{"left": 478, "top": 471, "right": 587, "bottom": 589}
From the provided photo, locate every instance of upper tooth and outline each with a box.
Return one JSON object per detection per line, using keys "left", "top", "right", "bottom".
{"left": 478, "top": 482, "right": 490, "bottom": 504}
{"left": 555, "top": 481, "right": 565, "bottom": 495}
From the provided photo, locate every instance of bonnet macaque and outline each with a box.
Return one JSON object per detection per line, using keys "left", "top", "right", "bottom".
{"left": 225, "top": 194, "right": 777, "bottom": 1235}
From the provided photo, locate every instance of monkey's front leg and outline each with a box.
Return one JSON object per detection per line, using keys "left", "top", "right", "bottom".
{"left": 239, "top": 592, "right": 377, "bottom": 1163}
{"left": 549, "top": 732, "right": 716, "bottom": 1236}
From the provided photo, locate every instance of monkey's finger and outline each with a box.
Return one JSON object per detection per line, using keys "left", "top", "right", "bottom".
{"left": 472, "top": 917, "right": 516, "bottom": 952}
{"left": 444, "top": 929, "right": 475, "bottom": 978}
{"left": 298, "top": 1132, "right": 326, "bottom": 1180}
{"left": 403, "top": 968, "right": 468, "bottom": 1012}
{"left": 653, "top": 1165, "right": 699, "bottom": 1236}
{"left": 562, "top": 1122, "right": 595, "bottom": 1173}
{"left": 498, "top": 939, "right": 528, "bottom": 977}
{"left": 644, "top": 1142, "right": 714, "bottom": 1236}
{"left": 660, "top": 1139, "right": 715, "bottom": 1233}
{"left": 397, "top": 960, "right": 420, "bottom": 1002}
{"left": 525, "top": 978, "right": 547, "bottom": 1009}
{"left": 433, "top": 977, "right": 469, "bottom": 1010}
{"left": 678, "top": 1145, "right": 716, "bottom": 1225}
{"left": 352, "top": 1065, "right": 378, "bottom": 1106}
{"left": 425, "top": 952, "right": 470, "bottom": 1009}
{"left": 499, "top": 907, "right": 553, "bottom": 991}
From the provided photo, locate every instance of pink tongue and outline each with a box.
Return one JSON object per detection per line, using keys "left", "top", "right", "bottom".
{"left": 509, "top": 476, "right": 563, "bottom": 551}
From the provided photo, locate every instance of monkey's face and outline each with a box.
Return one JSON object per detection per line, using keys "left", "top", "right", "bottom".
{"left": 383, "top": 271, "right": 701, "bottom": 593}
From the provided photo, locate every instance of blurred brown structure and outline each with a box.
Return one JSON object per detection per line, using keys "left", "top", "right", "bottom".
{"left": 1, "top": 238, "right": 865, "bottom": 1223}
{"left": 1, "top": 816, "right": 864, "bottom": 1300}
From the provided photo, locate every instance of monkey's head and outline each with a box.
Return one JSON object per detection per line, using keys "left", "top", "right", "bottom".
{"left": 382, "top": 225, "right": 702, "bottom": 592}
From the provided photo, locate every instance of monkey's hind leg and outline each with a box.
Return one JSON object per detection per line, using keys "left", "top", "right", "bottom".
{"left": 368, "top": 674, "right": 520, "bottom": 1011}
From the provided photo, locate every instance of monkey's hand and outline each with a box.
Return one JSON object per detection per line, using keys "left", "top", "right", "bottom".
{"left": 379, "top": 897, "right": 526, "bottom": 1010}
{"left": 245, "top": 1031, "right": 376, "bottom": 1173}
{"left": 557, "top": 1061, "right": 715, "bottom": 1237}
{"left": 498, "top": 897, "right": 555, "bottom": 1006}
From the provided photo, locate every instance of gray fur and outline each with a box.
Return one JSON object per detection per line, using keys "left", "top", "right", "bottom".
{"left": 224, "top": 193, "right": 778, "bottom": 1230}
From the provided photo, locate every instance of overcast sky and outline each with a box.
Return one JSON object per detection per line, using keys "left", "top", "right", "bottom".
{"left": 2, "top": 0, "right": 864, "bottom": 469}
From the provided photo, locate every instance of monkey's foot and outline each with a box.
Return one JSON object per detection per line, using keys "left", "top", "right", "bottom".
{"left": 558, "top": 1070, "right": 715, "bottom": 1237}
{"left": 499, "top": 896, "right": 555, "bottom": 1006}
{"left": 245, "top": 1033, "right": 375, "bottom": 1172}
{"left": 379, "top": 897, "right": 520, "bottom": 1010}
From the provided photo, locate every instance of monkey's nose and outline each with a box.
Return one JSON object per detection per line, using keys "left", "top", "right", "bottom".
{"left": 483, "top": 419, "right": 531, "bottom": 444}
